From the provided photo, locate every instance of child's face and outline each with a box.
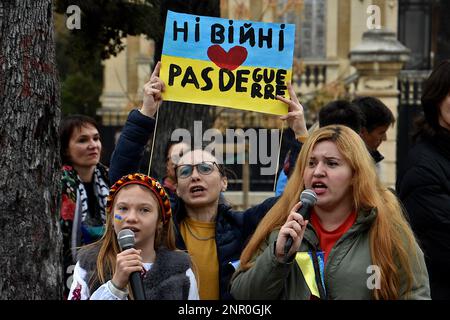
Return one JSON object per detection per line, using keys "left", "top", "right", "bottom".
{"left": 112, "top": 184, "right": 161, "bottom": 249}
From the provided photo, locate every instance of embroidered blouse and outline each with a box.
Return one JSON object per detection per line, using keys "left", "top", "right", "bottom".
{"left": 68, "top": 261, "right": 199, "bottom": 300}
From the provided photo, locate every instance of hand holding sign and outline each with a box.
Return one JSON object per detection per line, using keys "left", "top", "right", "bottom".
{"left": 160, "top": 11, "right": 295, "bottom": 115}
{"left": 277, "top": 83, "right": 308, "bottom": 138}
{"left": 140, "top": 61, "right": 166, "bottom": 118}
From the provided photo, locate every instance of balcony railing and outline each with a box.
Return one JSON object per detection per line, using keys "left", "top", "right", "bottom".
{"left": 398, "top": 70, "right": 431, "bottom": 106}
{"left": 292, "top": 60, "right": 340, "bottom": 92}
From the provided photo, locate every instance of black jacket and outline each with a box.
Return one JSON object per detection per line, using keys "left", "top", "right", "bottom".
{"left": 397, "top": 129, "right": 450, "bottom": 299}
{"left": 109, "top": 110, "right": 278, "bottom": 299}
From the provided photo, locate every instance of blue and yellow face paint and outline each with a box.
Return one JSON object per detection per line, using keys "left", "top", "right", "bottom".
{"left": 114, "top": 214, "right": 124, "bottom": 223}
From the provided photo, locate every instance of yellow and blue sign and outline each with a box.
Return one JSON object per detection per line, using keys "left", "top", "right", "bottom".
{"left": 160, "top": 11, "right": 296, "bottom": 115}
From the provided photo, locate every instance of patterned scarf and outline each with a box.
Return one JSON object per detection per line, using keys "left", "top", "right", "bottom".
{"left": 61, "top": 164, "right": 109, "bottom": 248}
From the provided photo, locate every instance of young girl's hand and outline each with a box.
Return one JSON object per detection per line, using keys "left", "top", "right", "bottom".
{"left": 111, "top": 248, "right": 144, "bottom": 290}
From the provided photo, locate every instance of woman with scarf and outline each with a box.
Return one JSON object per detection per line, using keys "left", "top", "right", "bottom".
{"left": 60, "top": 115, "right": 110, "bottom": 298}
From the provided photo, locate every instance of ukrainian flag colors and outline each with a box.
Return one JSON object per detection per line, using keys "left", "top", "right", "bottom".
{"left": 160, "top": 11, "right": 296, "bottom": 115}
{"left": 295, "top": 251, "right": 326, "bottom": 299}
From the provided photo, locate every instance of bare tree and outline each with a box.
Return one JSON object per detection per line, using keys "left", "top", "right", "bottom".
{"left": 0, "top": 0, "right": 62, "bottom": 299}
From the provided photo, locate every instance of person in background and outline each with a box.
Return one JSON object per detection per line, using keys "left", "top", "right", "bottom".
{"left": 397, "top": 59, "right": 450, "bottom": 300}
{"left": 352, "top": 96, "right": 395, "bottom": 167}
{"left": 109, "top": 62, "right": 308, "bottom": 299}
{"left": 68, "top": 173, "right": 199, "bottom": 300}
{"left": 318, "top": 100, "right": 365, "bottom": 133}
{"left": 60, "top": 115, "right": 110, "bottom": 298}
{"left": 162, "top": 141, "right": 190, "bottom": 207}
{"left": 231, "top": 125, "right": 430, "bottom": 300}
{"left": 126, "top": 127, "right": 190, "bottom": 208}
{"left": 274, "top": 160, "right": 289, "bottom": 197}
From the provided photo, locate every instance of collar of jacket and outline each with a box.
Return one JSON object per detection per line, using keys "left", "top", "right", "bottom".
{"left": 370, "top": 150, "right": 384, "bottom": 164}
{"left": 428, "top": 127, "right": 450, "bottom": 161}
{"left": 172, "top": 197, "right": 232, "bottom": 225}
{"left": 302, "top": 207, "right": 378, "bottom": 249}
{"left": 171, "top": 198, "right": 233, "bottom": 248}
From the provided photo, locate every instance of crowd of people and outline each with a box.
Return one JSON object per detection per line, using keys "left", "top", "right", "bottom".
{"left": 59, "top": 59, "right": 450, "bottom": 300}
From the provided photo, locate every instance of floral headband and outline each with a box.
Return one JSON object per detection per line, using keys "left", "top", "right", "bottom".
{"left": 106, "top": 173, "right": 172, "bottom": 224}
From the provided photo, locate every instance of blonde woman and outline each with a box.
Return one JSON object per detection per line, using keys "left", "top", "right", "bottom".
{"left": 231, "top": 125, "right": 430, "bottom": 300}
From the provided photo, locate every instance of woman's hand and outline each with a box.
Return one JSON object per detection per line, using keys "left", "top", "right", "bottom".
{"left": 275, "top": 201, "right": 309, "bottom": 262}
{"left": 111, "top": 248, "right": 144, "bottom": 290}
{"left": 277, "top": 83, "right": 308, "bottom": 138}
{"left": 140, "top": 61, "right": 166, "bottom": 118}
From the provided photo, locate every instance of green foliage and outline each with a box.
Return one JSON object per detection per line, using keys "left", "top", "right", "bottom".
{"left": 53, "top": 0, "right": 220, "bottom": 116}
{"left": 54, "top": 12, "right": 103, "bottom": 116}
{"left": 54, "top": 0, "right": 164, "bottom": 62}
{"left": 61, "top": 72, "right": 102, "bottom": 117}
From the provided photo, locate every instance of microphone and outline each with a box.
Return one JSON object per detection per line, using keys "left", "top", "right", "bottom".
{"left": 283, "top": 189, "right": 317, "bottom": 257}
{"left": 117, "top": 229, "right": 146, "bottom": 300}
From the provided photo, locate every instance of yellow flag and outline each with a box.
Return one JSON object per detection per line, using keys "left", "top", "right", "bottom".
{"left": 295, "top": 252, "right": 320, "bottom": 298}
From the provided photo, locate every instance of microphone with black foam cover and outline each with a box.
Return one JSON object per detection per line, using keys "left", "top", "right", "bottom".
{"left": 117, "top": 229, "right": 146, "bottom": 300}
{"left": 283, "top": 189, "right": 318, "bottom": 257}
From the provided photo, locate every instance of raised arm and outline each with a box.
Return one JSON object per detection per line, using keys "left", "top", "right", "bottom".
{"left": 276, "top": 83, "right": 308, "bottom": 178}
{"left": 109, "top": 62, "right": 165, "bottom": 184}
{"left": 277, "top": 83, "right": 308, "bottom": 139}
{"left": 139, "top": 61, "right": 165, "bottom": 118}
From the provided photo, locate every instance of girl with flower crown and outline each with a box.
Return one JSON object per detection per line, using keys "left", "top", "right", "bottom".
{"left": 68, "top": 173, "right": 199, "bottom": 300}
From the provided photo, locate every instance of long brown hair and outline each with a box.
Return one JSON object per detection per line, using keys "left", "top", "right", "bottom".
{"left": 88, "top": 185, "right": 176, "bottom": 296}
{"left": 239, "top": 125, "right": 420, "bottom": 299}
{"left": 421, "top": 59, "right": 450, "bottom": 132}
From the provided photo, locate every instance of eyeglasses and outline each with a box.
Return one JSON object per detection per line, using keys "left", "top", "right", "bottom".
{"left": 175, "top": 161, "right": 220, "bottom": 179}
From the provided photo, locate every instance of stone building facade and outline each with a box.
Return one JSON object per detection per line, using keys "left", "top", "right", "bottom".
{"left": 98, "top": 0, "right": 447, "bottom": 205}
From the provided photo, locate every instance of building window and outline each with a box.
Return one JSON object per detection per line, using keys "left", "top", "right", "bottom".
{"left": 398, "top": 0, "right": 432, "bottom": 70}
{"left": 279, "top": 0, "right": 327, "bottom": 59}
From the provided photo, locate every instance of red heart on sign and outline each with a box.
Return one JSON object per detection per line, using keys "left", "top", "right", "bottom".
{"left": 207, "top": 45, "right": 248, "bottom": 71}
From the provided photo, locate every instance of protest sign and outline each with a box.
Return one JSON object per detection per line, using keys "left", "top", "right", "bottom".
{"left": 160, "top": 11, "right": 295, "bottom": 115}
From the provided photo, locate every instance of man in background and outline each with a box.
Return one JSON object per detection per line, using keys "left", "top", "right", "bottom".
{"left": 353, "top": 96, "right": 395, "bottom": 167}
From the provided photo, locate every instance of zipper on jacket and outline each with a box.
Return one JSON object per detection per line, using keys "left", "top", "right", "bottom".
{"left": 303, "top": 226, "right": 328, "bottom": 299}
{"left": 323, "top": 217, "right": 370, "bottom": 297}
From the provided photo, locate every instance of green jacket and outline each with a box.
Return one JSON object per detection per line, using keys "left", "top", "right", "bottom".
{"left": 230, "top": 208, "right": 430, "bottom": 300}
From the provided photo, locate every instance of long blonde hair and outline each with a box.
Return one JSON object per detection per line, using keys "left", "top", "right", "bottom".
{"left": 87, "top": 185, "right": 176, "bottom": 296}
{"left": 240, "top": 125, "right": 418, "bottom": 299}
